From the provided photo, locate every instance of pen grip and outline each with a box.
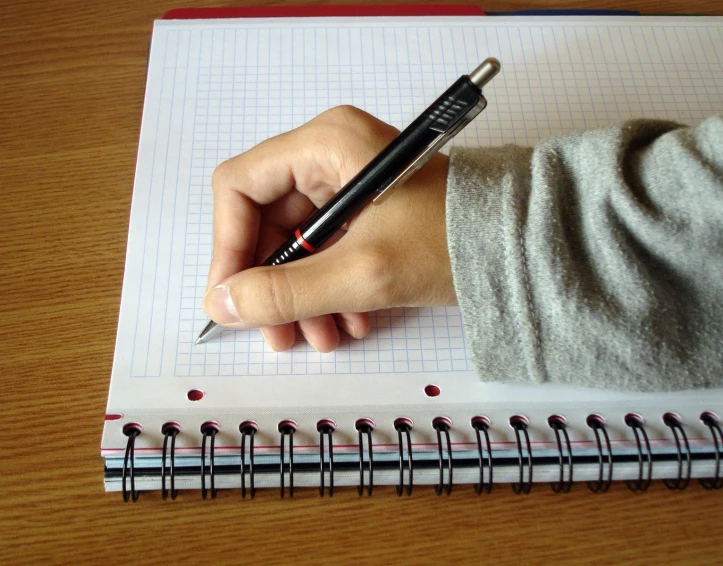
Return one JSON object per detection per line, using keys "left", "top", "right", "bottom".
{"left": 262, "top": 231, "right": 312, "bottom": 266}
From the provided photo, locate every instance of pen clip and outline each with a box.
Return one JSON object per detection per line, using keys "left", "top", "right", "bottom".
{"left": 373, "top": 96, "right": 487, "bottom": 205}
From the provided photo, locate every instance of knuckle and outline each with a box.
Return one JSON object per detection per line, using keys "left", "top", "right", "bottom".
{"left": 211, "top": 160, "right": 231, "bottom": 192}
{"left": 322, "top": 105, "right": 369, "bottom": 128}
{"left": 256, "top": 269, "right": 297, "bottom": 324}
{"left": 312, "top": 106, "right": 394, "bottom": 182}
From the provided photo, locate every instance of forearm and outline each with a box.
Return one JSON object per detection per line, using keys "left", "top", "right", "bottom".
{"left": 447, "top": 115, "right": 723, "bottom": 391}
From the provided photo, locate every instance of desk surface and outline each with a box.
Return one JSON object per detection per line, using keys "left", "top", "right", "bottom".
{"left": 1, "top": 1, "right": 722, "bottom": 564}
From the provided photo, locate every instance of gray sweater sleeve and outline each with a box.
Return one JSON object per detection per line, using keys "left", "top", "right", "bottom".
{"left": 446, "top": 115, "right": 723, "bottom": 391}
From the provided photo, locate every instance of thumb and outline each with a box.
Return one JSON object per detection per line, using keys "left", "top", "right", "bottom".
{"left": 202, "top": 245, "right": 392, "bottom": 328}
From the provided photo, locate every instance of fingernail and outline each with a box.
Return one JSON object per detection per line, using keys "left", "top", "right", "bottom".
{"left": 260, "top": 328, "right": 277, "bottom": 351}
{"left": 203, "top": 285, "right": 240, "bottom": 324}
{"left": 304, "top": 332, "right": 320, "bottom": 352}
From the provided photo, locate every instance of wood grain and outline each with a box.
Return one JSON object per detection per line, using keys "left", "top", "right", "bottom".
{"left": 1, "top": 1, "right": 721, "bottom": 564}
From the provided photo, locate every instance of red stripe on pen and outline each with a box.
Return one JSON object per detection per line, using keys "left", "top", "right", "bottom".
{"left": 295, "top": 229, "right": 316, "bottom": 253}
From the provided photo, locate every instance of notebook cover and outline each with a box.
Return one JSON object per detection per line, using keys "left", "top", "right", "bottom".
{"left": 163, "top": 4, "right": 486, "bottom": 20}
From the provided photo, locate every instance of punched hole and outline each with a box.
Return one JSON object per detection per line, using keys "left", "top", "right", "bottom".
{"left": 700, "top": 411, "right": 719, "bottom": 425}
{"left": 122, "top": 422, "right": 143, "bottom": 435}
{"left": 471, "top": 415, "right": 491, "bottom": 429}
{"left": 424, "top": 384, "right": 441, "bottom": 397}
{"left": 548, "top": 414, "right": 567, "bottom": 427}
{"left": 187, "top": 389, "right": 204, "bottom": 401}
{"left": 586, "top": 414, "right": 606, "bottom": 427}
{"left": 624, "top": 413, "right": 645, "bottom": 427}
{"left": 663, "top": 412, "right": 682, "bottom": 427}
{"left": 509, "top": 415, "right": 529, "bottom": 428}
{"left": 355, "top": 418, "right": 376, "bottom": 431}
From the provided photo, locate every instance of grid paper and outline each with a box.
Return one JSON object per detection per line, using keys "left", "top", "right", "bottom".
{"left": 117, "top": 18, "right": 723, "bottom": 379}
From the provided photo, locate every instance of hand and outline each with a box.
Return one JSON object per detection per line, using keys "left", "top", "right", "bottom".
{"left": 204, "top": 106, "right": 456, "bottom": 352}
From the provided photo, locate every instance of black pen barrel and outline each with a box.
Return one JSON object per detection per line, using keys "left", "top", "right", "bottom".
{"left": 263, "top": 75, "right": 483, "bottom": 267}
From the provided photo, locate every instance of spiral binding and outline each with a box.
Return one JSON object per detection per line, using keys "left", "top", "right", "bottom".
{"left": 624, "top": 414, "right": 652, "bottom": 492}
{"left": 662, "top": 413, "right": 691, "bottom": 491}
{"left": 394, "top": 417, "right": 414, "bottom": 496}
{"left": 317, "top": 419, "right": 336, "bottom": 497}
{"left": 699, "top": 412, "right": 722, "bottom": 490}
{"left": 161, "top": 422, "right": 181, "bottom": 500}
{"left": 548, "top": 415, "right": 573, "bottom": 493}
{"left": 355, "top": 419, "right": 374, "bottom": 496}
{"left": 278, "top": 420, "right": 297, "bottom": 498}
{"left": 586, "top": 414, "right": 613, "bottom": 493}
{"left": 200, "top": 422, "right": 219, "bottom": 499}
{"left": 122, "top": 423, "right": 142, "bottom": 502}
{"left": 471, "top": 416, "right": 493, "bottom": 494}
{"left": 510, "top": 416, "right": 533, "bottom": 494}
{"left": 433, "top": 417, "right": 453, "bottom": 495}
{"left": 239, "top": 421, "right": 258, "bottom": 499}
{"left": 115, "top": 410, "right": 723, "bottom": 500}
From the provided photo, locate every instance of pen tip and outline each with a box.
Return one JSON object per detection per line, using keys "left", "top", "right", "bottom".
{"left": 196, "top": 319, "right": 218, "bottom": 345}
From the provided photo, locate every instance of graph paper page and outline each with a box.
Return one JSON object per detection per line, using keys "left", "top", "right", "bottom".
{"left": 111, "top": 17, "right": 723, "bottom": 386}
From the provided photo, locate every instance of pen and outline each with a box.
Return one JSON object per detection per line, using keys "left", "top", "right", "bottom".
{"left": 196, "top": 58, "right": 500, "bottom": 345}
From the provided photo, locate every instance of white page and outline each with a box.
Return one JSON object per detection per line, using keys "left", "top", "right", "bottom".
{"left": 104, "top": 17, "right": 723, "bottom": 453}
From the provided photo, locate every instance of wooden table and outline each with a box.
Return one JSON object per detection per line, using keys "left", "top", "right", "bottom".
{"left": 2, "top": 1, "right": 722, "bottom": 564}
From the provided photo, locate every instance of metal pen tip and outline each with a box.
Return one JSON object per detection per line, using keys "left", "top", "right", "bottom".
{"left": 195, "top": 319, "right": 220, "bottom": 345}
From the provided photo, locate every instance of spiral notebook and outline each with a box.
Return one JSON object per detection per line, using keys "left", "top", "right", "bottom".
{"left": 103, "top": 14, "right": 723, "bottom": 500}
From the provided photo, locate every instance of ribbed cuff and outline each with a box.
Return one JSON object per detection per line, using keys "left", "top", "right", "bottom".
{"left": 446, "top": 145, "right": 542, "bottom": 384}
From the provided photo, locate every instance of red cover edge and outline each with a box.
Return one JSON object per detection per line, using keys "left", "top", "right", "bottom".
{"left": 163, "top": 4, "right": 485, "bottom": 19}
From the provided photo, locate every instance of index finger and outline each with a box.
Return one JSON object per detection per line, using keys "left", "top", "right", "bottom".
{"left": 207, "top": 106, "right": 399, "bottom": 290}
{"left": 207, "top": 127, "right": 346, "bottom": 289}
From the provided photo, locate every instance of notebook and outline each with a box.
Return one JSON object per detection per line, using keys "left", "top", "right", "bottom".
{"left": 103, "top": 13, "right": 723, "bottom": 500}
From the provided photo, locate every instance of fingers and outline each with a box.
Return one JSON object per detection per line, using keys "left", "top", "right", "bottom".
{"left": 208, "top": 191, "right": 260, "bottom": 289}
{"left": 208, "top": 106, "right": 398, "bottom": 289}
{"left": 203, "top": 241, "right": 393, "bottom": 329}
{"left": 257, "top": 312, "right": 370, "bottom": 353}
{"left": 297, "top": 316, "right": 340, "bottom": 353}
{"left": 260, "top": 325, "right": 296, "bottom": 352}
{"left": 295, "top": 311, "right": 370, "bottom": 353}
{"left": 203, "top": 106, "right": 453, "bottom": 354}
{"left": 259, "top": 313, "right": 368, "bottom": 353}
{"left": 333, "top": 312, "right": 371, "bottom": 340}
{"left": 207, "top": 135, "right": 304, "bottom": 289}
{"left": 204, "top": 151, "right": 453, "bottom": 330}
